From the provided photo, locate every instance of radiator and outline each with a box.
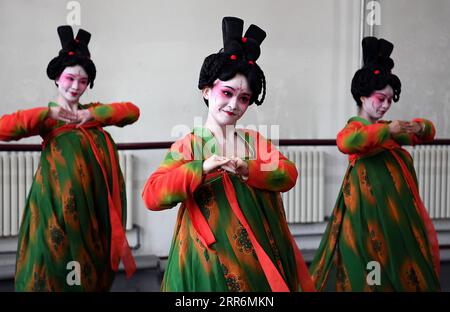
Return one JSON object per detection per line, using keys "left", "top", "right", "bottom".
{"left": 118, "top": 151, "right": 134, "bottom": 230}
{"left": 281, "top": 147, "right": 325, "bottom": 223}
{"left": 408, "top": 145, "right": 450, "bottom": 219}
{"left": 0, "top": 151, "right": 134, "bottom": 238}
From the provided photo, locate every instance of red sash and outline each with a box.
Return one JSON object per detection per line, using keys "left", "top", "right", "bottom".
{"left": 43, "top": 122, "right": 136, "bottom": 278}
{"left": 186, "top": 170, "right": 315, "bottom": 292}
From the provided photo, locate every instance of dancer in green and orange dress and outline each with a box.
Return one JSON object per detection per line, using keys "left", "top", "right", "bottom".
{"left": 142, "top": 17, "right": 314, "bottom": 292}
{"left": 0, "top": 26, "right": 138, "bottom": 291}
{"left": 309, "top": 37, "right": 440, "bottom": 291}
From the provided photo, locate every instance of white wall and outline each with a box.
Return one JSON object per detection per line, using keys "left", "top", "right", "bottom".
{"left": 1, "top": 0, "right": 448, "bottom": 139}
{"left": 376, "top": 0, "right": 450, "bottom": 137}
{"left": 0, "top": 0, "right": 362, "bottom": 144}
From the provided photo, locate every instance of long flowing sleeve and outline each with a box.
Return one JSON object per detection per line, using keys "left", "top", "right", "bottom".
{"left": 336, "top": 118, "right": 390, "bottom": 155}
{"left": 245, "top": 130, "right": 298, "bottom": 192}
{"left": 142, "top": 134, "right": 204, "bottom": 211}
{"left": 391, "top": 118, "right": 436, "bottom": 145}
{"left": 86, "top": 102, "right": 140, "bottom": 127}
{"left": 0, "top": 107, "right": 49, "bottom": 141}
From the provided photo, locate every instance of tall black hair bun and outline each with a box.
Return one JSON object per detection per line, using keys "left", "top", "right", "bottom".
{"left": 75, "top": 29, "right": 91, "bottom": 46}
{"left": 57, "top": 26, "right": 74, "bottom": 51}
{"left": 198, "top": 17, "right": 267, "bottom": 106}
{"left": 362, "top": 36, "right": 395, "bottom": 70}
{"left": 46, "top": 25, "right": 96, "bottom": 88}
{"left": 55, "top": 25, "right": 92, "bottom": 58}
{"left": 243, "top": 25, "right": 266, "bottom": 61}
{"left": 245, "top": 25, "right": 266, "bottom": 45}
{"left": 351, "top": 36, "right": 401, "bottom": 106}
{"left": 222, "top": 17, "right": 266, "bottom": 62}
{"left": 222, "top": 17, "right": 244, "bottom": 47}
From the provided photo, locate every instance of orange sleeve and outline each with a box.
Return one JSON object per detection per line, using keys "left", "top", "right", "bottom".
{"left": 142, "top": 134, "right": 204, "bottom": 211}
{"left": 86, "top": 102, "right": 140, "bottom": 127}
{"left": 336, "top": 120, "right": 390, "bottom": 155}
{"left": 391, "top": 118, "right": 436, "bottom": 145}
{"left": 0, "top": 107, "right": 49, "bottom": 141}
{"left": 245, "top": 130, "right": 298, "bottom": 192}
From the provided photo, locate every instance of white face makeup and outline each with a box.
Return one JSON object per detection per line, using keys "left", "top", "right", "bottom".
{"left": 56, "top": 65, "right": 89, "bottom": 106}
{"left": 360, "top": 85, "right": 394, "bottom": 122}
{"left": 203, "top": 74, "right": 252, "bottom": 127}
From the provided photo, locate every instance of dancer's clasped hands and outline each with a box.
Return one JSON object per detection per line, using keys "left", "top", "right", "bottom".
{"left": 202, "top": 154, "right": 249, "bottom": 179}
{"left": 389, "top": 120, "right": 424, "bottom": 135}
{"left": 49, "top": 106, "right": 93, "bottom": 127}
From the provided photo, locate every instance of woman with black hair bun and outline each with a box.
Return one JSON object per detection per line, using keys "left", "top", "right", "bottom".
{"left": 142, "top": 17, "right": 315, "bottom": 292}
{"left": 0, "top": 26, "right": 139, "bottom": 291}
{"left": 309, "top": 37, "right": 441, "bottom": 291}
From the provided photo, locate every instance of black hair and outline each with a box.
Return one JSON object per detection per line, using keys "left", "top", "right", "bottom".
{"left": 351, "top": 37, "right": 401, "bottom": 106}
{"left": 198, "top": 17, "right": 266, "bottom": 106}
{"left": 47, "top": 26, "right": 96, "bottom": 88}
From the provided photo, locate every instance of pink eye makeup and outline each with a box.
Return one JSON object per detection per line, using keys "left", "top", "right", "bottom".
{"left": 61, "top": 75, "right": 74, "bottom": 82}
{"left": 239, "top": 96, "right": 250, "bottom": 103}
{"left": 221, "top": 89, "right": 234, "bottom": 97}
{"left": 60, "top": 74, "right": 88, "bottom": 88}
